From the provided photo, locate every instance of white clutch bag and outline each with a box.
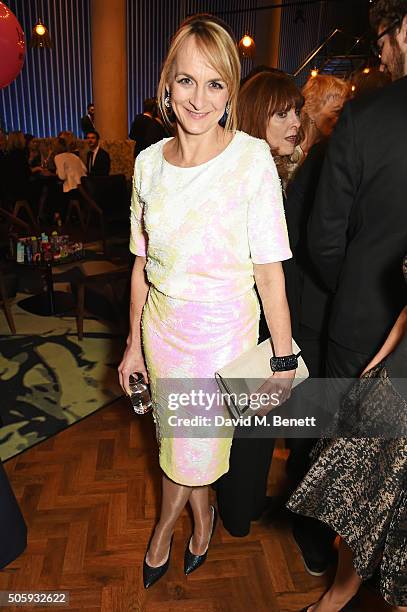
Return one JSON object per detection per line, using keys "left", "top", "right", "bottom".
{"left": 215, "top": 338, "right": 309, "bottom": 419}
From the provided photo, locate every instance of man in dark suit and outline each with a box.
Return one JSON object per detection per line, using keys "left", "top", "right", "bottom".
{"left": 86, "top": 131, "right": 110, "bottom": 177}
{"left": 287, "top": 0, "right": 407, "bottom": 576}
{"left": 81, "top": 102, "right": 96, "bottom": 136}
{"left": 129, "top": 97, "right": 168, "bottom": 158}
{"left": 309, "top": 0, "right": 407, "bottom": 382}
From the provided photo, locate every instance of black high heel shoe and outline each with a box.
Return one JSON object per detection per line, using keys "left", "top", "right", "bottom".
{"left": 184, "top": 505, "right": 217, "bottom": 575}
{"left": 143, "top": 535, "right": 174, "bottom": 589}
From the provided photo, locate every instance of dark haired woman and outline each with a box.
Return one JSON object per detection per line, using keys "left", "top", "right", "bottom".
{"left": 215, "top": 70, "right": 304, "bottom": 537}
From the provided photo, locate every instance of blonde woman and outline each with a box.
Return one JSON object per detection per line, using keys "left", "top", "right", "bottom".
{"left": 118, "top": 14, "right": 297, "bottom": 588}
{"left": 54, "top": 134, "right": 86, "bottom": 194}
{"left": 300, "top": 75, "right": 351, "bottom": 156}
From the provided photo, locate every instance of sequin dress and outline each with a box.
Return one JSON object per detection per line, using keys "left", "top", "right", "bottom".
{"left": 130, "top": 131, "right": 292, "bottom": 486}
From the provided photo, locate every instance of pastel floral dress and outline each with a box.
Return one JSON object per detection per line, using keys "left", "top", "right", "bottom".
{"left": 130, "top": 131, "right": 291, "bottom": 486}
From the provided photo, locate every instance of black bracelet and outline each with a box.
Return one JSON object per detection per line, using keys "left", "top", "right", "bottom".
{"left": 270, "top": 351, "right": 301, "bottom": 372}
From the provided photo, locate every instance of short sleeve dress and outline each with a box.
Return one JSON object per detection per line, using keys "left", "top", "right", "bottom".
{"left": 130, "top": 131, "right": 292, "bottom": 486}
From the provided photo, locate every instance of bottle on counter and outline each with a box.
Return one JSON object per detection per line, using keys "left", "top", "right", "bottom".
{"left": 16, "top": 241, "right": 24, "bottom": 263}
{"left": 43, "top": 242, "right": 52, "bottom": 262}
{"left": 25, "top": 238, "right": 33, "bottom": 264}
{"left": 50, "top": 231, "right": 58, "bottom": 251}
{"left": 54, "top": 212, "right": 62, "bottom": 232}
{"left": 9, "top": 234, "right": 17, "bottom": 260}
{"left": 31, "top": 236, "right": 38, "bottom": 255}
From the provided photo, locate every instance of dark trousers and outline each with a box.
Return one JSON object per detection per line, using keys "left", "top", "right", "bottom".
{"left": 215, "top": 306, "right": 275, "bottom": 537}
{"left": 215, "top": 434, "right": 276, "bottom": 537}
{"left": 286, "top": 324, "right": 327, "bottom": 486}
{"left": 326, "top": 338, "right": 371, "bottom": 379}
{"left": 0, "top": 462, "right": 27, "bottom": 569}
{"left": 215, "top": 325, "right": 326, "bottom": 538}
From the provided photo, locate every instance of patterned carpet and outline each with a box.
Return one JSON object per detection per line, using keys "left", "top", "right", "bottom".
{"left": 0, "top": 292, "right": 125, "bottom": 461}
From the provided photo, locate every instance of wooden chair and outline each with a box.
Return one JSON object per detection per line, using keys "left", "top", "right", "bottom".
{"left": 63, "top": 185, "right": 107, "bottom": 254}
{"left": 64, "top": 193, "right": 87, "bottom": 233}
{"left": 13, "top": 200, "right": 40, "bottom": 233}
{"left": 0, "top": 269, "right": 16, "bottom": 334}
{"left": 0, "top": 205, "right": 38, "bottom": 335}
{"left": 75, "top": 260, "right": 129, "bottom": 340}
{"left": 53, "top": 259, "right": 130, "bottom": 340}
{"left": 0, "top": 206, "right": 35, "bottom": 235}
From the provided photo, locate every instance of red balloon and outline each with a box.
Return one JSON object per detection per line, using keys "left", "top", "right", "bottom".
{"left": 0, "top": 1, "right": 25, "bottom": 89}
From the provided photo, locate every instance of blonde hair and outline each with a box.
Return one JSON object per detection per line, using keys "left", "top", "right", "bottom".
{"left": 57, "top": 130, "right": 77, "bottom": 152}
{"left": 157, "top": 14, "right": 241, "bottom": 133}
{"left": 301, "top": 75, "right": 351, "bottom": 140}
{"left": 7, "top": 131, "right": 26, "bottom": 151}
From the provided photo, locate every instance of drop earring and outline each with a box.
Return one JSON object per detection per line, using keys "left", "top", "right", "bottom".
{"left": 225, "top": 101, "right": 231, "bottom": 115}
{"left": 164, "top": 94, "right": 171, "bottom": 109}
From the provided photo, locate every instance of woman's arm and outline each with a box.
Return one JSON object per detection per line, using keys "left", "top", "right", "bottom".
{"left": 361, "top": 305, "right": 407, "bottom": 375}
{"left": 254, "top": 261, "right": 293, "bottom": 356}
{"left": 54, "top": 155, "right": 66, "bottom": 181}
{"left": 254, "top": 261, "right": 295, "bottom": 410}
{"left": 118, "top": 255, "right": 150, "bottom": 395}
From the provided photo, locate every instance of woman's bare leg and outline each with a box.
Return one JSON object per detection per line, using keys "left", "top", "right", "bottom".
{"left": 146, "top": 474, "right": 191, "bottom": 567}
{"left": 311, "top": 540, "right": 362, "bottom": 612}
{"left": 189, "top": 485, "right": 213, "bottom": 555}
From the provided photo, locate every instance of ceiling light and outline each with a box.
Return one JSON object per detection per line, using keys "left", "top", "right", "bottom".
{"left": 30, "top": 18, "right": 52, "bottom": 48}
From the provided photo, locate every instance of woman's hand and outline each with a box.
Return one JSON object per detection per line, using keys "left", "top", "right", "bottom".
{"left": 360, "top": 362, "right": 374, "bottom": 377}
{"left": 118, "top": 345, "right": 149, "bottom": 396}
{"left": 252, "top": 369, "right": 296, "bottom": 416}
{"left": 360, "top": 306, "right": 407, "bottom": 377}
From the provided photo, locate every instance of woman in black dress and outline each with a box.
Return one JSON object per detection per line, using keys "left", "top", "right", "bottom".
{"left": 288, "top": 256, "right": 407, "bottom": 611}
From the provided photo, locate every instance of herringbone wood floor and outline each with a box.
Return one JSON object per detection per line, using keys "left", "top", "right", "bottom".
{"left": 2, "top": 399, "right": 390, "bottom": 612}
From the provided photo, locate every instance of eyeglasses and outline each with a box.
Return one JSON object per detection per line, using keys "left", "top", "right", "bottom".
{"left": 371, "top": 18, "right": 402, "bottom": 58}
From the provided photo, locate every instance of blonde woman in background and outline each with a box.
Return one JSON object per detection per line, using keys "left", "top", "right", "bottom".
{"left": 54, "top": 134, "right": 86, "bottom": 195}
{"left": 300, "top": 75, "right": 351, "bottom": 157}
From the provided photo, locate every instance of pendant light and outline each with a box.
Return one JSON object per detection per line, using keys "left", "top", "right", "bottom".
{"left": 238, "top": 34, "right": 255, "bottom": 59}
{"left": 30, "top": 1, "right": 52, "bottom": 49}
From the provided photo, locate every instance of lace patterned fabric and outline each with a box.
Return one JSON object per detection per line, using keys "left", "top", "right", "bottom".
{"left": 287, "top": 256, "right": 407, "bottom": 606}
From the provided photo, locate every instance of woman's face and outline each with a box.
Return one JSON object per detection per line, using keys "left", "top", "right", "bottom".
{"left": 314, "top": 95, "right": 346, "bottom": 137}
{"left": 266, "top": 107, "right": 301, "bottom": 156}
{"left": 167, "top": 36, "right": 230, "bottom": 137}
{"left": 39, "top": 142, "right": 49, "bottom": 156}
